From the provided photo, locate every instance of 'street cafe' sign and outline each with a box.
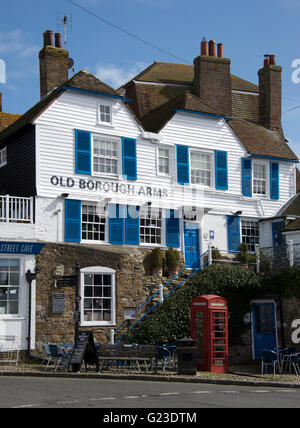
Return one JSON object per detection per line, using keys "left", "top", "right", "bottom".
{"left": 50, "top": 175, "right": 169, "bottom": 199}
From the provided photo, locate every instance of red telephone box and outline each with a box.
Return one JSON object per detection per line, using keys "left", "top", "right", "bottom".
{"left": 191, "top": 295, "right": 229, "bottom": 373}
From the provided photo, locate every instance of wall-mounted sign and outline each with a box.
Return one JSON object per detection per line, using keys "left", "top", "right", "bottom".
{"left": 0, "top": 242, "right": 45, "bottom": 255}
{"left": 209, "top": 230, "right": 215, "bottom": 240}
{"left": 50, "top": 175, "right": 169, "bottom": 199}
{"left": 124, "top": 307, "right": 137, "bottom": 320}
{"left": 52, "top": 293, "right": 66, "bottom": 314}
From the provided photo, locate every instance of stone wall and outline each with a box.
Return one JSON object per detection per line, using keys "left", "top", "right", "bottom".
{"left": 34, "top": 243, "right": 177, "bottom": 354}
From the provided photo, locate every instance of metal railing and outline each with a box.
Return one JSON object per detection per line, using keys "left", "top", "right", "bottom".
{"left": 113, "top": 250, "right": 209, "bottom": 344}
{"left": 0, "top": 195, "right": 34, "bottom": 223}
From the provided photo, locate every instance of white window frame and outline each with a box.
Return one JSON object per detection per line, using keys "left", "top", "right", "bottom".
{"left": 0, "top": 147, "right": 7, "bottom": 168}
{"left": 241, "top": 219, "right": 260, "bottom": 253}
{"left": 0, "top": 257, "right": 20, "bottom": 318}
{"left": 80, "top": 266, "right": 116, "bottom": 327}
{"left": 253, "top": 160, "right": 268, "bottom": 198}
{"left": 189, "top": 149, "right": 214, "bottom": 188}
{"left": 140, "top": 205, "right": 165, "bottom": 247}
{"left": 97, "top": 102, "right": 113, "bottom": 126}
{"left": 157, "top": 145, "right": 171, "bottom": 176}
{"left": 92, "top": 134, "right": 122, "bottom": 178}
{"left": 81, "top": 201, "right": 108, "bottom": 244}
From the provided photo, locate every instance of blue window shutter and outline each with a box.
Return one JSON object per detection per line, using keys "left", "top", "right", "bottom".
{"left": 125, "top": 205, "right": 140, "bottom": 245}
{"left": 109, "top": 204, "right": 125, "bottom": 245}
{"left": 65, "top": 199, "right": 81, "bottom": 242}
{"left": 215, "top": 151, "right": 228, "bottom": 190}
{"left": 166, "top": 209, "right": 180, "bottom": 248}
{"left": 176, "top": 145, "right": 189, "bottom": 185}
{"left": 75, "top": 129, "right": 91, "bottom": 175}
{"left": 242, "top": 158, "right": 252, "bottom": 197}
{"left": 122, "top": 137, "right": 137, "bottom": 180}
{"left": 270, "top": 162, "right": 279, "bottom": 200}
{"left": 227, "top": 215, "right": 241, "bottom": 252}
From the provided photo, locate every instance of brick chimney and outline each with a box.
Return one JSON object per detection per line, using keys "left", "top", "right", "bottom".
{"left": 193, "top": 38, "right": 232, "bottom": 117}
{"left": 39, "top": 30, "right": 69, "bottom": 99}
{"left": 258, "top": 55, "right": 282, "bottom": 134}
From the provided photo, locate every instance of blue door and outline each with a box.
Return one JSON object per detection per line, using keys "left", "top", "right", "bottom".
{"left": 252, "top": 302, "right": 278, "bottom": 360}
{"left": 184, "top": 222, "right": 200, "bottom": 269}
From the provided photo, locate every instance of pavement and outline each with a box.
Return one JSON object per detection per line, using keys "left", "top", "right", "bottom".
{"left": 1, "top": 360, "right": 300, "bottom": 389}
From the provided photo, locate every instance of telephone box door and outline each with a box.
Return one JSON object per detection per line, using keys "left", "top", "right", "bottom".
{"left": 210, "top": 310, "right": 228, "bottom": 373}
{"left": 191, "top": 308, "right": 207, "bottom": 370}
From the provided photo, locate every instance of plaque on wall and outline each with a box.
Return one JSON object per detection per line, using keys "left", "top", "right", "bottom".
{"left": 52, "top": 293, "right": 66, "bottom": 314}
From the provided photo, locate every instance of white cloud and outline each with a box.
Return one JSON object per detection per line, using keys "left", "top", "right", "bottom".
{"left": 94, "top": 62, "right": 147, "bottom": 88}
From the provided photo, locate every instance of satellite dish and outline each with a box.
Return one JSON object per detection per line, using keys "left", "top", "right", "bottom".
{"left": 68, "top": 58, "right": 74, "bottom": 69}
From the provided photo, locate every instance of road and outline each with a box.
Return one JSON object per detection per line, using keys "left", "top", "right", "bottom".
{"left": 0, "top": 376, "right": 299, "bottom": 410}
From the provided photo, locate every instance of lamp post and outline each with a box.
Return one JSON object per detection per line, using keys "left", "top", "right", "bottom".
{"left": 25, "top": 266, "right": 41, "bottom": 357}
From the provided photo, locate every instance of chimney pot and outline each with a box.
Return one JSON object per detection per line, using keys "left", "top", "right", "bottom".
{"left": 264, "top": 57, "right": 270, "bottom": 67}
{"left": 217, "top": 43, "right": 223, "bottom": 58}
{"left": 269, "top": 54, "right": 276, "bottom": 65}
{"left": 209, "top": 40, "right": 217, "bottom": 57}
{"left": 201, "top": 39, "right": 209, "bottom": 56}
{"left": 55, "top": 33, "right": 62, "bottom": 49}
{"left": 43, "top": 30, "right": 53, "bottom": 47}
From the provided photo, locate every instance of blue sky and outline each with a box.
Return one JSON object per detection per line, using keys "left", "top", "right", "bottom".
{"left": 0, "top": 0, "right": 300, "bottom": 158}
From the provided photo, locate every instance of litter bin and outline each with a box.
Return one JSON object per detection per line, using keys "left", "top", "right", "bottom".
{"left": 177, "top": 338, "right": 197, "bottom": 375}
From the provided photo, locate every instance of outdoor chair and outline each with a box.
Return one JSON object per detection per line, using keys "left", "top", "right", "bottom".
{"left": 281, "top": 347, "right": 297, "bottom": 374}
{"left": 43, "top": 342, "right": 54, "bottom": 370}
{"left": 261, "top": 350, "right": 280, "bottom": 375}
{"left": 156, "top": 346, "right": 171, "bottom": 372}
{"left": 48, "top": 344, "right": 72, "bottom": 371}
{"left": 0, "top": 336, "right": 20, "bottom": 366}
{"left": 163, "top": 345, "right": 176, "bottom": 369}
{"left": 282, "top": 352, "right": 300, "bottom": 375}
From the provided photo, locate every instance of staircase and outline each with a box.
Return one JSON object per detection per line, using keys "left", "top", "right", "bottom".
{"left": 114, "top": 251, "right": 208, "bottom": 344}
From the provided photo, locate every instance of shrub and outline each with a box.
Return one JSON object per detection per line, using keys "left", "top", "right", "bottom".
{"left": 150, "top": 248, "right": 164, "bottom": 268}
{"left": 165, "top": 247, "right": 180, "bottom": 270}
{"left": 128, "top": 263, "right": 260, "bottom": 346}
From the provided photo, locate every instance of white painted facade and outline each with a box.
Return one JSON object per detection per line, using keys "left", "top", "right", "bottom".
{"left": 28, "top": 89, "right": 297, "bottom": 256}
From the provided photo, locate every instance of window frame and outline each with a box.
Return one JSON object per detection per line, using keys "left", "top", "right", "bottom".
{"left": 80, "top": 266, "right": 116, "bottom": 327}
{"left": 189, "top": 149, "right": 214, "bottom": 188}
{"left": 0, "top": 147, "right": 7, "bottom": 168}
{"left": 253, "top": 160, "right": 268, "bottom": 198}
{"left": 157, "top": 145, "right": 171, "bottom": 177}
{"left": 91, "top": 134, "right": 122, "bottom": 178}
{"left": 139, "top": 205, "right": 165, "bottom": 247}
{"left": 0, "top": 257, "right": 20, "bottom": 317}
{"left": 81, "top": 201, "right": 108, "bottom": 244}
{"left": 241, "top": 219, "right": 260, "bottom": 253}
{"left": 97, "top": 102, "right": 113, "bottom": 126}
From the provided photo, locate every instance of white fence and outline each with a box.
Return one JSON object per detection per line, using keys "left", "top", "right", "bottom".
{"left": 0, "top": 195, "right": 34, "bottom": 223}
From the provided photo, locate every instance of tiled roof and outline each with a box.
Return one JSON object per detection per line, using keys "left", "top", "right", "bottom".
{"left": 0, "top": 70, "right": 124, "bottom": 143}
{"left": 125, "top": 61, "right": 259, "bottom": 93}
{"left": 0, "top": 113, "right": 22, "bottom": 132}
{"left": 228, "top": 119, "right": 298, "bottom": 161}
{"left": 232, "top": 92, "right": 259, "bottom": 122}
{"left": 280, "top": 193, "right": 300, "bottom": 217}
{"left": 284, "top": 217, "right": 300, "bottom": 232}
{"left": 141, "top": 90, "right": 219, "bottom": 133}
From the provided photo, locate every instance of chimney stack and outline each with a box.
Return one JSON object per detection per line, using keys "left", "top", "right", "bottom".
{"left": 193, "top": 39, "right": 232, "bottom": 117}
{"left": 258, "top": 55, "right": 282, "bottom": 134}
{"left": 39, "top": 30, "right": 69, "bottom": 99}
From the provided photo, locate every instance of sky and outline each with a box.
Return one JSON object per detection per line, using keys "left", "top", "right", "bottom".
{"left": 0, "top": 0, "right": 300, "bottom": 158}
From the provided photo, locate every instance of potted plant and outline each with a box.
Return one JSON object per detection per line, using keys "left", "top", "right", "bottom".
{"left": 150, "top": 247, "right": 164, "bottom": 276}
{"left": 235, "top": 242, "right": 252, "bottom": 268}
{"left": 165, "top": 247, "right": 180, "bottom": 277}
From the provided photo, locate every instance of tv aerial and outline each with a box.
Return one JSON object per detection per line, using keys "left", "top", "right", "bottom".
{"left": 57, "top": 13, "right": 75, "bottom": 72}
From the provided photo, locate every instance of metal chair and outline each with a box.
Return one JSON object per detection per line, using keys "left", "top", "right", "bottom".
{"left": 0, "top": 336, "right": 20, "bottom": 366}
{"left": 163, "top": 345, "right": 176, "bottom": 369}
{"left": 43, "top": 342, "right": 53, "bottom": 370}
{"left": 49, "top": 344, "right": 71, "bottom": 371}
{"left": 281, "top": 347, "right": 297, "bottom": 374}
{"left": 156, "top": 346, "right": 170, "bottom": 372}
{"left": 261, "top": 350, "right": 280, "bottom": 375}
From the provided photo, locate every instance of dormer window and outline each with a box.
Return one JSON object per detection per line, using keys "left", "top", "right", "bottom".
{"left": 98, "top": 103, "right": 112, "bottom": 125}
